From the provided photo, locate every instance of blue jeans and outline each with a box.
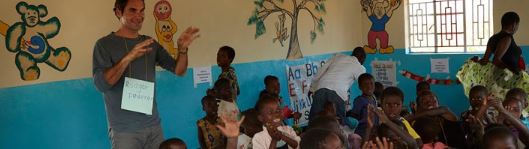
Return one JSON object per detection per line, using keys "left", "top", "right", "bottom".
{"left": 309, "top": 88, "right": 346, "bottom": 125}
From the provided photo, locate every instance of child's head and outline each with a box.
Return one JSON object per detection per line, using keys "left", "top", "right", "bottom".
{"left": 308, "top": 115, "right": 341, "bottom": 133}
{"left": 416, "top": 81, "right": 430, "bottom": 96}
{"left": 381, "top": 87, "right": 404, "bottom": 119}
{"left": 256, "top": 94, "right": 282, "bottom": 124}
{"left": 214, "top": 78, "right": 232, "bottom": 100}
{"left": 217, "top": 46, "right": 235, "bottom": 68}
{"left": 352, "top": 47, "right": 366, "bottom": 65}
{"left": 413, "top": 117, "right": 441, "bottom": 143}
{"left": 374, "top": 82, "right": 384, "bottom": 99}
{"left": 505, "top": 88, "right": 528, "bottom": 110}
{"left": 300, "top": 128, "right": 344, "bottom": 149}
{"left": 483, "top": 124, "right": 517, "bottom": 149}
{"left": 264, "top": 75, "right": 280, "bottom": 95}
{"left": 416, "top": 90, "right": 439, "bottom": 112}
{"left": 358, "top": 73, "right": 375, "bottom": 96}
{"left": 240, "top": 108, "right": 263, "bottom": 137}
{"left": 501, "top": 11, "right": 520, "bottom": 33}
{"left": 468, "top": 85, "right": 488, "bottom": 110}
{"left": 201, "top": 95, "right": 217, "bottom": 116}
{"left": 503, "top": 96, "right": 524, "bottom": 119}
{"left": 159, "top": 138, "right": 187, "bottom": 149}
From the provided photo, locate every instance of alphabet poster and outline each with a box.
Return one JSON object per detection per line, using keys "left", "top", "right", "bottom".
{"left": 285, "top": 60, "right": 326, "bottom": 126}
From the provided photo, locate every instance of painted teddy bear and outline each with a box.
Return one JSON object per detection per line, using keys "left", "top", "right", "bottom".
{"left": 5, "top": 2, "right": 71, "bottom": 80}
{"left": 361, "top": 0, "right": 401, "bottom": 54}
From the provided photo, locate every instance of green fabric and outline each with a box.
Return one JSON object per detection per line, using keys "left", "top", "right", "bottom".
{"left": 457, "top": 60, "right": 529, "bottom": 113}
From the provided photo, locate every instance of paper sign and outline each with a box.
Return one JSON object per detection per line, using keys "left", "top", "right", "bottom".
{"left": 193, "top": 66, "right": 212, "bottom": 88}
{"left": 371, "top": 60, "right": 397, "bottom": 87}
{"left": 121, "top": 77, "right": 154, "bottom": 115}
{"left": 431, "top": 58, "right": 450, "bottom": 73}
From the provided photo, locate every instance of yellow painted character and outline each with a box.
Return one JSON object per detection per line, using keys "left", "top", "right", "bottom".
{"left": 153, "top": 0, "right": 178, "bottom": 58}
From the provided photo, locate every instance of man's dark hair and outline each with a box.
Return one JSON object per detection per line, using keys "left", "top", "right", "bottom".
{"left": 352, "top": 47, "right": 365, "bottom": 57}
{"left": 113, "top": 0, "right": 144, "bottom": 18}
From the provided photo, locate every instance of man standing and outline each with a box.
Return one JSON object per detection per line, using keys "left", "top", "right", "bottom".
{"left": 92, "top": 0, "right": 200, "bottom": 148}
{"left": 308, "top": 47, "right": 367, "bottom": 125}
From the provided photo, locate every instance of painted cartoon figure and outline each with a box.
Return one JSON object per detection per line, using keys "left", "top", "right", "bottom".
{"left": 361, "top": 0, "right": 401, "bottom": 54}
{"left": 153, "top": 0, "right": 178, "bottom": 58}
{"left": 5, "top": 2, "right": 71, "bottom": 80}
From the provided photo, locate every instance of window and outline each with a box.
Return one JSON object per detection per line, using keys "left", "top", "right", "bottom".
{"left": 407, "top": 0, "right": 493, "bottom": 53}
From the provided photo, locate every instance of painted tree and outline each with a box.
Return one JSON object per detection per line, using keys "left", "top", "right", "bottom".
{"left": 248, "top": 0, "right": 326, "bottom": 60}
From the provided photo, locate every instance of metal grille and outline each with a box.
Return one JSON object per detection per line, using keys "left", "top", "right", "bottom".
{"left": 408, "top": 0, "right": 493, "bottom": 53}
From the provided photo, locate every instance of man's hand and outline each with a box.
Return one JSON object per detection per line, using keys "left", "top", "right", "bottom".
{"left": 177, "top": 27, "right": 200, "bottom": 51}
{"left": 124, "top": 39, "right": 154, "bottom": 61}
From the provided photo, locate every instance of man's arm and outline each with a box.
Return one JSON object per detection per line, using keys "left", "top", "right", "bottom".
{"left": 104, "top": 39, "right": 154, "bottom": 85}
{"left": 174, "top": 27, "right": 200, "bottom": 76}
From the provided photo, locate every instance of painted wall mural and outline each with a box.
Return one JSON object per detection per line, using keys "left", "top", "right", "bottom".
{"left": 2, "top": 1, "right": 71, "bottom": 81}
{"left": 153, "top": 0, "right": 178, "bottom": 58}
{"left": 248, "top": 0, "right": 327, "bottom": 60}
{"left": 361, "top": 0, "right": 400, "bottom": 54}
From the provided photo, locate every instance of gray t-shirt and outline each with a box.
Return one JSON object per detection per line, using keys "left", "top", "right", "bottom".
{"left": 92, "top": 33, "right": 176, "bottom": 132}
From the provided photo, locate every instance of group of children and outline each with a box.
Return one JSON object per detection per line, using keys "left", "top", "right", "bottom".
{"left": 158, "top": 46, "right": 529, "bottom": 149}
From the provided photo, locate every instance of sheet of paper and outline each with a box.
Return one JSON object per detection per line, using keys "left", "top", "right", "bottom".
{"left": 121, "top": 77, "right": 154, "bottom": 115}
{"left": 431, "top": 58, "right": 450, "bottom": 73}
{"left": 193, "top": 66, "right": 212, "bottom": 88}
{"left": 371, "top": 60, "right": 398, "bottom": 87}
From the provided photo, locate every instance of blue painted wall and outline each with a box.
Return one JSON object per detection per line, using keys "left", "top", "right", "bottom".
{"left": 1, "top": 46, "right": 528, "bottom": 148}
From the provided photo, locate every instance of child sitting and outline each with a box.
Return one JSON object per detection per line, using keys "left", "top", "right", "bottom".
{"left": 505, "top": 88, "right": 529, "bottom": 129}
{"left": 461, "top": 85, "right": 496, "bottom": 148}
{"left": 351, "top": 73, "right": 378, "bottom": 138}
{"left": 159, "top": 138, "right": 187, "bottom": 149}
{"left": 407, "top": 90, "right": 466, "bottom": 148}
{"left": 217, "top": 46, "right": 240, "bottom": 100}
{"left": 490, "top": 91, "right": 529, "bottom": 147}
{"left": 407, "top": 90, "right": 457, "bottom": 122}
{"left": 197, "top": 95, "right": 226, "bottom": 149}
{"left": 367, "top": 104, "right": 418, "bottom": 149}
{"left": 410, "top": 81, "right": 431, "bottom": 114}
{"left": 214, "top": 78, "right": 240, "bottom": 122}
{"left": 252, "top": 94, "right": 300, "bottom": 149}
{"left": 461, "top": 85, "right": 496, "bottom": 124}
{"left": 379, "top": 87, "right": 422, "bottom": 146}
